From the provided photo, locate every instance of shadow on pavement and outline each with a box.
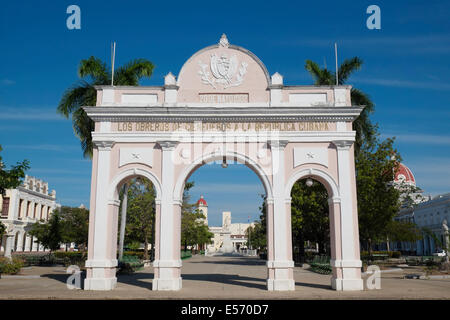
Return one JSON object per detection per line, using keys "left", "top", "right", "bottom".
{"left": 190, "top": 258, "right": 266, "bottom": 266}
{"left": 117, "top": 272, "right": 154, "bottom": 291}
{"left": 41, "top": 271, "right": 87, "bottom": 289}
{"left": 294, "top": 281, "right": 332, "bottom": 290}
{"left": 182, "top": 273, "right": 266, "bottom": 290}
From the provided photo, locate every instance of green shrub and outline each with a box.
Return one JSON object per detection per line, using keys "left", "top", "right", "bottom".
{"left": 0, "top": 257, "right": 24, "bottom": 274}
{"left": 13, "top": 252, "right": 87, "bottom": 267}
{"left": 360, "top": 251, "right": 402, "bottom": 259}
{"left": 123, "top": 251, "right": 145, "bottom": 259}
{"left": 181, "top": 251, "right": 192, "bottom": 260}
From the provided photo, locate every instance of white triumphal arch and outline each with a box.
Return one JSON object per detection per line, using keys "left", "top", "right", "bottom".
{"left": 83, "top": 34, "right": 364, "bottom": 291}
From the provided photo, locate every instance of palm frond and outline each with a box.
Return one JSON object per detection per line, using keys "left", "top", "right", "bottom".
{"left": 57, "top": 81, "right": 96, "bottom": 118}
{"left": 72, "top": 107, "right": 95, "bottom": 159}
{"left": 351, "top": 87, "right": 374, "bottom": 113}
{"left": 338, "top": 57, "right": 363, "bottom": 84}
{"left": 78, "top": 56, "right": 110, "bottom": 84}
{"left": 114, "top": 59, "right": 154, "bottom": 86}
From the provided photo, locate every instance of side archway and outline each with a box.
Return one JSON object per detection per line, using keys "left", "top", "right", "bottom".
{"left": 285, "top": 168, "right": 340, "bottom": 201}
{"left": 108, "top": 167, "right": 162, "bottom": 202}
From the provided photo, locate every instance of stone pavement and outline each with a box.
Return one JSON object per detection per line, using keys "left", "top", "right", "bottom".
{"left": 0, "top": 255, "right": 449, "bottom": 299}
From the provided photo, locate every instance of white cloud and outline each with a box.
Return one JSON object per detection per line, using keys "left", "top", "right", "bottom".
{"left": 5, "top": 144, "right": 79, "bottom": 152}
{"left": 1, "top": 79, "right": 16, "bottom": 85}
{"left": 192, "top": 183, "right": 265, "bottom": 194}
{"left": 403, "top": 157, "right": 450, "bottom": 196}
{"left": 0, "top": 107, "right": 65, "bottom": 121}
{"left": 381, "top": 133, "right": 450, "bottom": 146}
{"left": 280, "top": 34, "right": 450, "bottom": 53}
{"left": 353, "top": 78, "right": 450, "bottom": 91}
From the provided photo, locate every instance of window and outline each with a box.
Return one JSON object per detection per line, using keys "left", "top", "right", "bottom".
{"left": 1, "top": 197, "right": 10, "bottom": 217}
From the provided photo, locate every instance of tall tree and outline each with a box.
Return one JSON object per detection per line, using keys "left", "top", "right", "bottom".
{"left": 0, "top": 145, "right": 30, "bottom": 195}
{"left": 123, "top": 178, "right": 156, "bottom": 260}
{"left": 29, "top": 210, "right": 63, "bottom": 251}
{"left": 291, "top": 179, "right": 329, "bottom": 261}
{"left": 246, "top": 222, "right": 266, "bottom": 250}
{"left": 57, "top": 57, "right": 154, "bottom": 158}
{"left": 59, "top": 206, "right": 89, "bottom": 251}
{"left": 180, "top": 181, "right": 213, "bottom": 251}
{"left": 356, "top": 137, "right": 402, "bottom": 255}
{"left": 305, "top": 58, "right": 376, "bottom": 151}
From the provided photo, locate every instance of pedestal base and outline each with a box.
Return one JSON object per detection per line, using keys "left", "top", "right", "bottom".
{"left": 152, "top": 277, "right": 182, "bottom": 291}
{"left": 267, "top": 278, "right": 295, "bottom": 291}
{"left": 84, "top": 277, "right": 117, "bottom": 290}
{"left": 331, "top": 277, "right": 364, "bottom": 291}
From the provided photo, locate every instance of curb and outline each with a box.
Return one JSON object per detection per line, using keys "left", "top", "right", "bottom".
{"left": 1, "top": 275, "right": 41, "bottom": 279}
{"left": 362, "top": 268, "right": 403, "bottom": 275}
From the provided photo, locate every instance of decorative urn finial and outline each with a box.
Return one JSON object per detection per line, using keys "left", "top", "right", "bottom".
{"left": 219, "top": 33, "right": 229, "bottom": 48}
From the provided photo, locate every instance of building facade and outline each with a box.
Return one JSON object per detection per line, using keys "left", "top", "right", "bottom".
{"left": 388, "top": 163, "right": 449, "bottom": 255}
{"left": 0, "top": 175, "right": 58, "bottom": 257}
{"left": 393, "top": 194, "right": 450, "bottom": 255}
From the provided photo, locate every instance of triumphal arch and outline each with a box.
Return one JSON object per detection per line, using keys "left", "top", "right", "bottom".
{"left": 83, "top": 34, "right": 364, "bottom": 291}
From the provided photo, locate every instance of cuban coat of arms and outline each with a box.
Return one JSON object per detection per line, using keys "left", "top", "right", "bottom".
{"left": 198, "top": 34, "right": 248, "bottom": 89}
{"left": 198, "top": 53, "right": 248, "bottom": 89}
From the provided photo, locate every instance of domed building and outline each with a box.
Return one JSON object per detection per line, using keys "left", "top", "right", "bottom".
{"left": 393, "top": 162, "right": 426, "bottom": 207}
{"left": 394, "top": 162, "right": 416, "bottom": 186}
{"left": 390, "top": 164, "right": 449, "bottom": 256}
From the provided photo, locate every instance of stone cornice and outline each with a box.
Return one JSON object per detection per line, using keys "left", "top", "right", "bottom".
{"left": 84, "top": 106, "right": 363, "bottom": 122}
{"left": 158, "top": 141, "right": 179, "bottom": 150}
{"left": 332, "top": 140, "right": 354, "bottom": 150}
{"left": 93, "top": 140, "right": 115, "bottom": 151}
{"left": 17, "top": 186, "right": 56, "bottom": 201}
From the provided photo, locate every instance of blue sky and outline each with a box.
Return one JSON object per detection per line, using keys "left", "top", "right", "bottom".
{"left": 1, "top": 1, "right": 449, "bottom": 226}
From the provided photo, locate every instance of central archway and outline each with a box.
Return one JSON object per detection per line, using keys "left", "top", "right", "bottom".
{"left": 174, "top": 151, "right": 273, "bottom": 203}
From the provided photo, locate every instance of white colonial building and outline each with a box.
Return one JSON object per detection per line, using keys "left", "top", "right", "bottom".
{"left": 197, "top": 195, "right": 254, "bottom": 253}
{"left": 0, "top": 175, "right": 59, "bottom": 257}
{"left": 394, "top": 193, "right": 450, "bottom": 255}
{"left": 389, "top": 163, "right": 449, "bottom": 255}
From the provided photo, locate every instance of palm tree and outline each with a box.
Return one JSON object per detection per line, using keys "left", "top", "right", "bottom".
{"left": 57, "top": 56, "right": 155, "bottom": 158}
{"left": 305, "top": 57, "right": 376, "bottom": 152}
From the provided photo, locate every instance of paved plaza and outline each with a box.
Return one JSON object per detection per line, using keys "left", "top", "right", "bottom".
{"left": 0, "top": 255, "right": 449, "bottom": 300}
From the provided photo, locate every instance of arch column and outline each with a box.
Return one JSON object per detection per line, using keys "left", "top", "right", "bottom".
{"left": 28, "top": 201, "right": 35, "bottom": 219}
{"left": 267, "top": 140, "right": 295, "bottom": 291}
{"left": 153, "top": 141, "right": 182, "bottom": 291}
{"left": 4, "top": 234, "right": 15, "bottom": 258}
{"left": 84, "top": 141, "right": 118, "bottom": 291}
{"left": 24, "top": 234, "right": 32, "bottom": 251}
{"left": 16, "top": 232, "right": 24, "bottom": 252}
{"left": 331, "top": 140, "right": 363, "bottom": 291}
{"left": 31, "top": 236, "right": 38, "bottom": 251}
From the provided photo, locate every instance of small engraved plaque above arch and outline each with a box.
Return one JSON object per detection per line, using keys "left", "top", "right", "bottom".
{"left": 293, "top": 147, "right": 328, "bottom": 168}
{"left": 119, "top": 148, "right": 153, "bottom": 167}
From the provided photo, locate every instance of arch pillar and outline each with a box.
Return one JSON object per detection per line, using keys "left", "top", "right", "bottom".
{"left": 4, "top": 234, "right": 15, "bottom": 258}
{"left": 31, "top": 236, "right": 39, "bottom": 251}
{"left": 24, "top": 234, "right": 32, "bottom": 252}
{"left": 267, "top": 140, "right": 295, "bottom": 291}
{"left": 16, "top": 232, "right": 24, "bottom": 252}
{"left": 84, "top": 141, "right": 119, "bottom": 291}
{"left": 152, "top": 141, "right": 182, "bottom": 291}
{"left": 331, "top": 140, "right": 363, "bottom": 291}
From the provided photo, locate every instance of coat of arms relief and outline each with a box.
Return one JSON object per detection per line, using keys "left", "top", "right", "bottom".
{"left": 198, "top": 34, "right": 248, "bottom": 89}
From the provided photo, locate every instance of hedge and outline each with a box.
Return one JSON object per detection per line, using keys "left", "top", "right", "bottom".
{"left": 0, "top": 257, "right": 25, "bottom": 275}
{"left": 308, "top": 255, "right": 332, "bottom": 275}
{"left": 13, "top": 252, "right": 86, "bottom": 267}
{"left": 361, "top": 251, "right": 402, "bottom": 259}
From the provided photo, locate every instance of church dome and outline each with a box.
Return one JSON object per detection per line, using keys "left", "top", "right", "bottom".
{"left": 197, "top": 195, "right": 207, "bottom": 206}
{"left": 394, "top": 163, "right": 416, "bottom": 185}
